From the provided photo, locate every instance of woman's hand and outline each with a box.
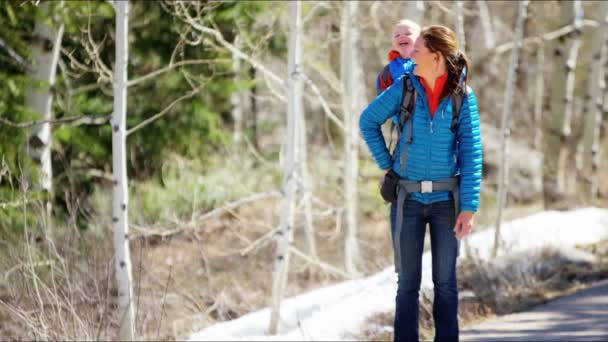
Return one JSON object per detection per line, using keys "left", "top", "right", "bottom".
{"left": 453, "top": 211, "right": 474, "bottom": 239}
{"left": 378, "top": 169, "right": 391, "bottom": 190}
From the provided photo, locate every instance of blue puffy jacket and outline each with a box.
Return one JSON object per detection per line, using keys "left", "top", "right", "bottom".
{"left": 360, "top": 73, "right": 483, "bottom": 212}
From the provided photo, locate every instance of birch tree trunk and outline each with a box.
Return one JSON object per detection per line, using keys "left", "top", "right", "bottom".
{"left": 25, "top": 2, "right": 64, "bottom": 195}
{"left": 269, "top": 1, "right": 301, "bottom": 334}
{"left": 296, "top": 108, "right": 317, "bottom": 259}
{"left": 533, "top": 45, "right": 545, "bottom": 150}
{"left": 543, "top": 1, "right": 577, "bottom": 208}
{"left": 403, "top": 1, "right": 425, "bottom": 24}
{"left": 455, "top": 1, "right": 466, "bottom": 52}
{"left": 476, "top": 0, "right": 495, "bottom": 50}
{"left": 581, "top": 3, "right": 608, "bottom": 198}
{"left": 557, "top": 1, "right": 583, "bottom": 197}
{"left": 492, "top": 0, "right": 529, "bottom": 258}
{"left": 231, "top": 34, "right": 244, "bottom": 151}
{"left": 112, "top": 1, "right": 135, "bottom": 340}
{"left": 341, "top": 1, "right": 366, "bottom": 276}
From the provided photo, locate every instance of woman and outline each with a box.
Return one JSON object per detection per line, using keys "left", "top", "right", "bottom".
{"left": 376, "top": 19, "right": 420, "bottom": 95}
{"left": 359, "top": 25, "right": 482, "bottom": 341}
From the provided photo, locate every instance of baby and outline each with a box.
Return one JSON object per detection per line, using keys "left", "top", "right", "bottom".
{"left": 376, "top": 19, "right": 421, "bottom": 94}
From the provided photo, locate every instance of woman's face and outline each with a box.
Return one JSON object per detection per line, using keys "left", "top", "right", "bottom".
{"left": 410, "top": 37, "right": 438, "bottom": 77}
{"left": 392, "top": 24, "right": 417, "bottom": 58}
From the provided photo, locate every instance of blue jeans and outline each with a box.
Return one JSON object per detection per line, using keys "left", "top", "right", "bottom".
{"left": 390, "top": 198, "right": 459, "bottom": 342}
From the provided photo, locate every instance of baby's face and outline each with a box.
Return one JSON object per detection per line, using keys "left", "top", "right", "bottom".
{"left": 392, "top": 24, "right": 418, "bottom": 58}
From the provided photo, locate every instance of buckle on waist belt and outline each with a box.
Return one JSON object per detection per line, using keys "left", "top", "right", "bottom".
{"left": 421, "top": 180, "right": 433, "bottom": 193}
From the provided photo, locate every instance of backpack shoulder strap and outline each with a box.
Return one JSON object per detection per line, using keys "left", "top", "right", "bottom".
{"left": 377, "top": 64, "right": 393, "bottom": 94}
{"left": 398, "top": 74, "right": 416, "bottom": 131}
{"left": 450, "top": 91, "right": 465, "bottom": 133}
{"left": 396, "top": 74, "right": 417, "bottom": 175}
{"left": 388, "top": 75, "right": 416, "bottom": 159}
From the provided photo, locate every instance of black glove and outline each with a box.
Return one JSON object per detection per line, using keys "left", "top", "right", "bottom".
{"left": 380, "top": 169, "right": 399, "bottom": 203}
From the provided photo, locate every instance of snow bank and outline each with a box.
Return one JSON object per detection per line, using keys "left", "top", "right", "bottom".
{"left": 189, "top": 207, "right": 608, "bottom": 341}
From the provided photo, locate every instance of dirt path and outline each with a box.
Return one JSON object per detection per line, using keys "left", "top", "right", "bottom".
{"left": 460, "top": 279, "right": 608, "bottom": 341}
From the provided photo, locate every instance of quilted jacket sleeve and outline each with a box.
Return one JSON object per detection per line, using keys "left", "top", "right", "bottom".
{"left": 457, "top": 88, "right": 483, "bottom": 212}
{"left": 359, "top": 78, "right": 403, "bottom": 171}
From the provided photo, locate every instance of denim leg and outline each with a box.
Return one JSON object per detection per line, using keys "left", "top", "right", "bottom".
{"left": 429, "top": 199, "right": 459, "bottom": 342}
{"left": 393, "top": 200, "right": 426, "bottom": 342}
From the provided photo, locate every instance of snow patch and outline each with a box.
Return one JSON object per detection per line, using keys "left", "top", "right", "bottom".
{"left": 189, "top": 207, "right": 608, "bottom": 341}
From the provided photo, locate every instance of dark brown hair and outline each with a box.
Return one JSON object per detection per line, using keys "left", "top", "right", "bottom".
{"left": 420, "top": 25, "right": 470, "bottom": 101}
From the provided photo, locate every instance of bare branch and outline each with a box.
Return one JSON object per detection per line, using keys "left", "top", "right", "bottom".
{"left": 174, "top": 5, "right": 286, "bottom": 86}
{"left": 302, "top": 2, "right": 331, "bottom": 24}
{"left": 493, "top": 19, "right": 598, "bottom": 55}
{"left": 0, "top": 114, "right": 110, "bottom": 128}
{"left": 240, "top": 226, "right": 281, "bottom": 256}
{"left": 0, "top": 36, "right": 29, "bottom": 69}
{"left": 289, "top": 246, "right": 351, "bottom": 279}
{"left": 130, "top": 190, "right": 281, "bottom": 239}
{"left": 301, "top": 72, "right": 345, "bottom": 131}
{"left": 126, "top": 85, "right": 203, "bottom": 136}
{"left": 127, "top": 59, "right": 230, "bottom": 87}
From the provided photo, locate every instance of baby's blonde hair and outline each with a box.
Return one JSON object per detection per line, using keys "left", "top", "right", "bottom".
{"left": 394, "top": 19, "right": 421, "bottom": 33}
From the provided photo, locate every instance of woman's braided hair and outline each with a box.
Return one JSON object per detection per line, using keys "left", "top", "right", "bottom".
{"left": 420, "top": 25, "right": 470, "bottom": 101}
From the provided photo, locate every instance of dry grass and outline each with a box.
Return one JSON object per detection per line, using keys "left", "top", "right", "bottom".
{"left": 0, "top": 153, "right": 395, "bottom": 340}
{"left": 2, "top": 149, "right": 606, "bottom": 340}
{"left": 0, "top": 214, "right": 120, "bottom": 340}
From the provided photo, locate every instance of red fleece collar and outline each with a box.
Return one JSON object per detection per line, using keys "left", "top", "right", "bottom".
{"left": 419, "top": 72, "right": 448, "bottom": 117}
{"left": 388, "top": 50, "right": 401, "bottom": 61}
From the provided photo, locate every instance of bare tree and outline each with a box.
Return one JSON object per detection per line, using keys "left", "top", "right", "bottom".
{"left": 231, "top": 34, "right": 244, "bottom": 151}
{"left": 557, "top": 1, "right": 584, "bottom": 198}
{"left": 341, "top": 1, "right": 366, "bottom": 276}
{"left": 476, "top": 0, "right": 496, "bottom": 50}
{"left": 25, "top": 2, "right": 64, "bottom": 195}
{"left": 492, "top": 0, "right": 529, "bottom": 258}
{"left": 543, "top": 1, "right": 581, "bottom": 208}
{"left": 112, "top": 1, "right": 135, "bottom": 340}
{"left": 533, "top": 44, "right": 545, "bottom": 150}
{"left": 296, "top": 106, "right": 317, "bottom": 259}
{"left": 454, "top": 0, "right": 466, "bottom": 52}
{"left": 269, "top": 1, "right": 301, "bottom": 335}
{"left": 580, "top": 2, "right": 608, "bottom": 199}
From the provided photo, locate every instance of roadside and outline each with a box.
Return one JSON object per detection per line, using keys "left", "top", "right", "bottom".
{"left": 356, "top": 239, "right": 608, "bottom": 341}
{"left": 460, "top": 278, "right": 608, "bottom": 341}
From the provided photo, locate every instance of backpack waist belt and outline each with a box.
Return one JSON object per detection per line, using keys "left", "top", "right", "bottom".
{"left": 393, "top": 176, "right": 460, "bottom": 273}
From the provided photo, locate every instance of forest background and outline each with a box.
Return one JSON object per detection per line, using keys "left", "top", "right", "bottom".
{"left": 1, "top": 0, "right": 607, "bottom": 340}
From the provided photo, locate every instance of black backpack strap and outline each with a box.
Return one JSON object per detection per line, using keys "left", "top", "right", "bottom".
{"left": 398, "top": 75, "right": 416, "bottom": 176}
{"left": 399, "top": 75, "right": 416, "bottom": 132}
{"left": 450, "top": 91, "right": 464, "bottom": 133}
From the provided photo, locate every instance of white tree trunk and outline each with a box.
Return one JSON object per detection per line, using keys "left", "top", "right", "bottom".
{"left": 492, "top": 0, "right": 528, "bottom": 258}
{"left": 476, "top": 0, "right": 495, "bottom": 50}
{"left": 341, "top": 1, "right": 366, "bottom": 276}
{"left": 542, "top": 4, "right": 574, "bottom": 208}
{"left": 403, "top": 1, "right": 425, "bottom": 24}
{"left": 269, "top": 1, "right": 301, "bottom": 335}
{"left": 112, "top": 1, "right": 135, "bottom": 340}
{"left": 231, "top": 34, "right": 244, "bottom": 150}
{"left": 543, "top": 1, "right": 576, "bottom": 208}
{"left": 455, "top": 1, "right": 466, "bottom": 52}
{"left": 533, "top": 45, "right": 545, "bottom": 150}
{"left": 557, "top": 1, "right": 583, "bottom": 196}
{"left": 581, "top": 2, "right": 608, "bottom": 198}
{"left": 25, "top": 2, "right": 64, "bottom": 194}
{"left": 296, "top": 108, "right": 317, "bottom": 259}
